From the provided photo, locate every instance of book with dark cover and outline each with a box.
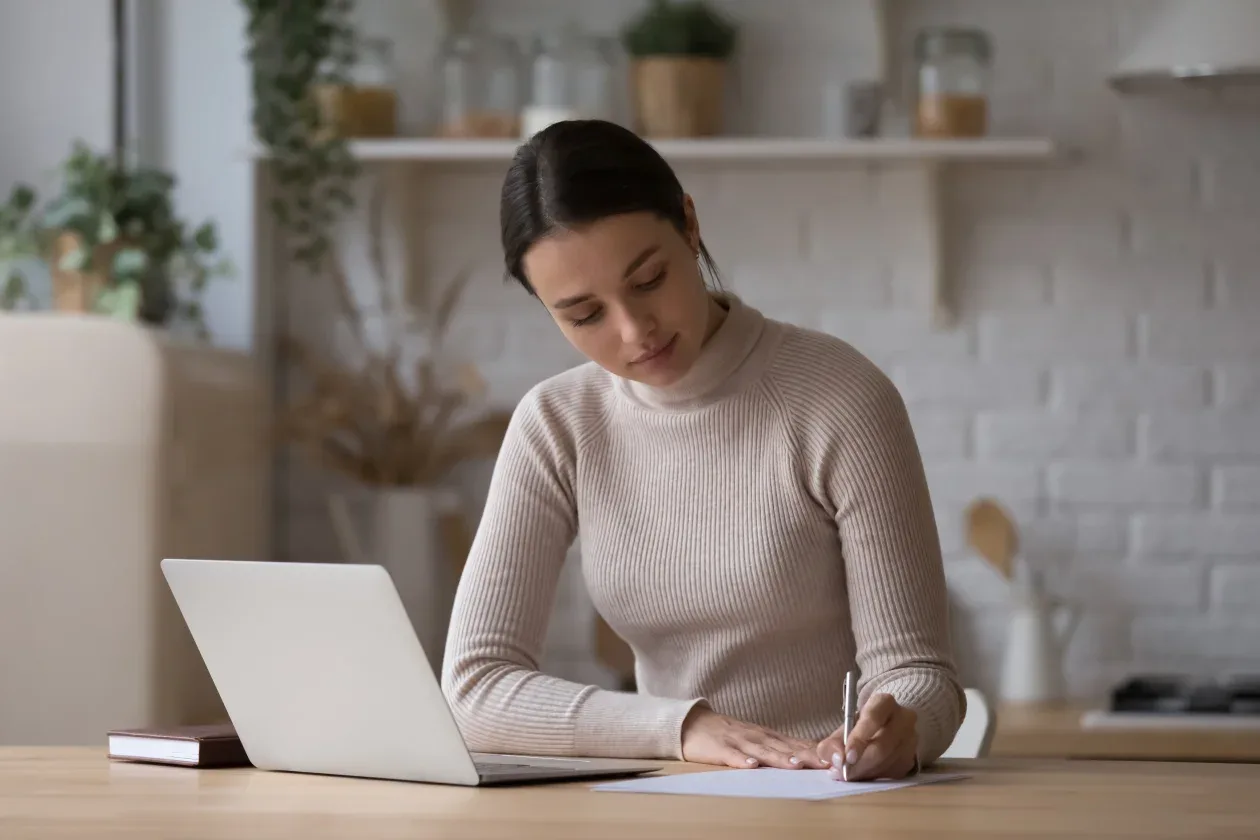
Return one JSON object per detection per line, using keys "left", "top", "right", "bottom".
{"left": 106, "top": 722, "right": 251, "bottom": 768}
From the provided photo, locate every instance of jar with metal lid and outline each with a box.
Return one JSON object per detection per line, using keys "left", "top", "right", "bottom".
{"left": 437, "top": 31, "right": 524, "bottom": 139}
{"left": 913, "top": 27, "right": 992, "bottom": 138}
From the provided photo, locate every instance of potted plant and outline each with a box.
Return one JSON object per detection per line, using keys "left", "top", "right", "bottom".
{"left": 620, "top": 0, "right": 739, "bottom": 137}
{"left": 243, "top": 0, "right": 361, "bottom": 275}
{"left": 0, "top": 141, "right": 230, "bottom": 337}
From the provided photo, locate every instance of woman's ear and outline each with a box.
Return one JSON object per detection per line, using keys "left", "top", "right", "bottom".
{"left": 682, "top": 194, "right": 701, "bottom": 255}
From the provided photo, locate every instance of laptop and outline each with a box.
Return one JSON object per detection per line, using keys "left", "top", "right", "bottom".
{"left": 160, "top": 558, "right": 663, "bottom": 786}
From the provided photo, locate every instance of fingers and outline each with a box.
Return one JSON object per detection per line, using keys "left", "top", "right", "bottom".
{"left": 784, "top": 740, "right": 831, "bottom": 769}
{"left": 683, "top": 710, "right": 837, "bottom": 770}
{"left": 816, "top": 694, "right": 920, "bottom": 781}
{"left": 766, "top": 734, "right": 830, "bottom": 769}
{"left": 841, "top": 692, "right": 897, "bottom": 766}
{"left": 815, "top": 734, "right": 844, "bottom": 769}
{"left": 829, "top": 694, "right": 919, "bottom": 781}
{"left": 738, "top": 736, "right": 807, "bottom": 770}
{"left": 839, "top": 730, "right": 916, "bottom": 781}
{"left": 732, "top": 731, "right": 828, "bottom": 770}
{"left": 717, "top": 742, "right": 763, "bottom": 770}
{"left": 781, "top": 736, "right": 832, "bottom": 769}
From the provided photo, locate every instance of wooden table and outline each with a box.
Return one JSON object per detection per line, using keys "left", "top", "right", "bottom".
{"left": 4, "top": 748, "right": 1260, "bottom": 839}
{"left": 991, "top": 703, "right": 1260, "bottom": 763}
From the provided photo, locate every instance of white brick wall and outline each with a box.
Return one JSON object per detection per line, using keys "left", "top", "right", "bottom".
{"left": 1051, "top": 365, "right": 1208, "bottom": 411}
{"left": 1142, "top": 412, "right": 1260, "bottom": 459}
{"left": 279, "top": 0, "right": 1260, "bottom": 700}
{"left": 976, "top": 412, "right": 1133, "bottom": 459}
{"left": 979, "top": 313, "right": 1134, "bottom": 361}
{"left": 1048, "top": 463, "right": 1203, "bottom": 509}
{"left": 1210, "top": 565, "right": 1260, "bottom": 614}
{"left": 1134, "top": 514, "right": 1260, "bottom": 558}
{"left": 1216, "top": 366, "right": 1260, "bottom": 408}
{"left": 1215, "top": 467, "right": 1260, "bottom": 510}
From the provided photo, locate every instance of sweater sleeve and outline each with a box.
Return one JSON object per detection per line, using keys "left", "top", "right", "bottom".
{"left": 440, "top": 383, "right": 704, "bottom": 760}
{"left": 792, "top": 345, "right": 966, "bottom": 767}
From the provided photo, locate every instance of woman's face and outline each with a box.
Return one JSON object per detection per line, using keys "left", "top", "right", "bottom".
{"left": 521, "top": 198, "right": 717, "bottom": 387}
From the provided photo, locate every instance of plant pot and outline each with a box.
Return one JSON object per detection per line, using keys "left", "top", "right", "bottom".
{"left": 328, "top": 486, "right": 470, "bottom": 674}
{"left": 49, "top": 232, "right": 113, "bottom": 314}
{"left": 630, "top": 56, "right": 727, "bottom": 138}
{"left": 47, "top": 232, "right": 174, "bottom": 324}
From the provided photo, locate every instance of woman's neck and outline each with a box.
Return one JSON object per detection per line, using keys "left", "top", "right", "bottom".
{"left": 702, "top": 292, "right": 729, "bottom": 345}
{"left": 617, "top": 293, "right": 771, "bottom": 412}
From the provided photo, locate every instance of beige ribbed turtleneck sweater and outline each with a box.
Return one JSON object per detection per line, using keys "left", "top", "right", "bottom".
{"left": 440, "top": 295, "right": 964, "bottom": 767}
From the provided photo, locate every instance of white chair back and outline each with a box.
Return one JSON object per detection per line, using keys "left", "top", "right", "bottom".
{"left": 941, "top": 687, "right": 996, "bottom": 759}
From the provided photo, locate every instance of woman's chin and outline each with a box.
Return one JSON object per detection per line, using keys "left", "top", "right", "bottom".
{"left": 609, "top": 333, "right": 685, "bottom": 385}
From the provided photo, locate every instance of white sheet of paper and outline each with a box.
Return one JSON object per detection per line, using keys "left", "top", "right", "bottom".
{"left": 592, "top": 768, "right": 969, "bottom": 800}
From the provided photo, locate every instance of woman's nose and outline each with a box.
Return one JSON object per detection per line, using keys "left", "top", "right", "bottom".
{"left": 616, "top": 304, "right": 656, "bottom": 345}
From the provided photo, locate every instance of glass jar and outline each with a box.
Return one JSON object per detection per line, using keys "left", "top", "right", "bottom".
{"left": 594, "top": 36, "right": 630, "bottom": 127}
{"left": 913, "top": 27, "right": 992, "bottom": 138}
{"left": 314, "top": 36, "right": 400, "bottom": 138}
{"left": 437, "top": 32, "right": 524, "bottom": 139}
{"left": 577, "top": 36, "right": 620, "bottom": 123}
{"left": 521, "top": 26, "right": 616, "bottom": 138}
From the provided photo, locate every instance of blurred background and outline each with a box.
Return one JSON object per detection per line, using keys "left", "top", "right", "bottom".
{"left": 1, "top": 0, "right": 1258, "bottom": 763}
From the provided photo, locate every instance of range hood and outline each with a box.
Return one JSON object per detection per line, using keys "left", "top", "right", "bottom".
{"left": 1109, "top": 0, "right": 1260, "bottom": 93}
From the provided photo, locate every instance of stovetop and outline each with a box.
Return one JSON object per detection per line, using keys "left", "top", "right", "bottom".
{"left": 1110, "top": 674, "right": 1260, "bottom": 715}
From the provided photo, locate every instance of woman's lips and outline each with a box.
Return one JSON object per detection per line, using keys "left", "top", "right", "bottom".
{"left": 630, "top": 333, "right": 679, "bottom": 366}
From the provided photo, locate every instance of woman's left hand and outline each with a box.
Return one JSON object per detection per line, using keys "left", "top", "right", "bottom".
{"left": 815, "top": 692, "right": 918, "bottom": 781}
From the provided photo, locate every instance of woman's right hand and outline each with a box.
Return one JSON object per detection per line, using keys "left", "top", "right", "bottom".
{"left": 680, "top": 706, "right": 831, "bottom": 770}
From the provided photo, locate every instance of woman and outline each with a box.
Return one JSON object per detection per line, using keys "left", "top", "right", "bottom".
{"left": 440, "top": 119, "right": 964, "bottom": 781}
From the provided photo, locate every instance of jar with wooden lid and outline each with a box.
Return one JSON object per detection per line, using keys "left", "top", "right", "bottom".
{"left": 314, "top": 37, "right": 399, "bottom": 138}
{"left": 913, "top": 27, "right": 992, "bottom": 138}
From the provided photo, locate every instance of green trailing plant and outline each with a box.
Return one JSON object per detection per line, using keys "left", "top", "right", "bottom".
{"left": 0, "top": 141, "right": 230, "bottom": 332}
{"left": 243, "top": 0, "right": 361, "bottom": 273}
{"left": 621, "top": 0, "right": 739, "bottom": 59}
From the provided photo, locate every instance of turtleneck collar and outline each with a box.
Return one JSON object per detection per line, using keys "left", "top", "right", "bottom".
{"left": 615, "top": 293, "right": 776, "bottom": 412}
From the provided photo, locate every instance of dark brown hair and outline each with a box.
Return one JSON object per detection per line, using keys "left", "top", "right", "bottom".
{"left": 499, "top": 119, "right": 721, "bottom": 295}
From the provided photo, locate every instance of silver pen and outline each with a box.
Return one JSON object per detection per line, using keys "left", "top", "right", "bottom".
{"left": 841, "top": 671, "right": 857, "bottom": 781}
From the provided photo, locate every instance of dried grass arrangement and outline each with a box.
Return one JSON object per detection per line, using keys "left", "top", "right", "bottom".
{"left": 277, "top": 181, "right": 513, "bottom": 487}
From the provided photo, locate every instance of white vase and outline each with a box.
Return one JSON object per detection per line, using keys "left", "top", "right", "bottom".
{"left": 997, "top": 569, "right": 1081, "bottom": 706}
{"left": 327, "top": 486, "right": 462, "bottom": 674}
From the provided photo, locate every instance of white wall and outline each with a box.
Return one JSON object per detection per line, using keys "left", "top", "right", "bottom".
{"left": 0, "top": 2, "right": 113, "bottom": 189}
{"left": 150, "top": 0, "right": 255, "bottom": 350}
{"left": 278, "top": 0, "right": 1260, "bottom": 701}
{"left": 0, "top": 1, "right": 114, "bottom": 307}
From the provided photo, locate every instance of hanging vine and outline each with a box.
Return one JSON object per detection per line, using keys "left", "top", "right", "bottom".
{"left": 242, "top": 0, "right": 360, "bottom": 272}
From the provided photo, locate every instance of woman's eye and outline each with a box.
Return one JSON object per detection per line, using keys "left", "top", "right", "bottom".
{"left": 636, "top": 270, "right": 667, "bottom": 291}
{"left": 567, "top": 271, "right": 664, "bottom": 327}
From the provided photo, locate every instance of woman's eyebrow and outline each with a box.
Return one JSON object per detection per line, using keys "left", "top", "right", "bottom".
{"left": 552, "top": 293, "right": 593, "bottom": 310}
{"left": 622, "top": 245, "right": 660, "bottom": 278}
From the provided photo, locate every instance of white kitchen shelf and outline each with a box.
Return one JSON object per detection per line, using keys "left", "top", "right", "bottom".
{"left": 252, "top": 135, "right": 1057, "bottom": 327}
{"left": 338, "top": 135, "right": 1056, "bottom": 163}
